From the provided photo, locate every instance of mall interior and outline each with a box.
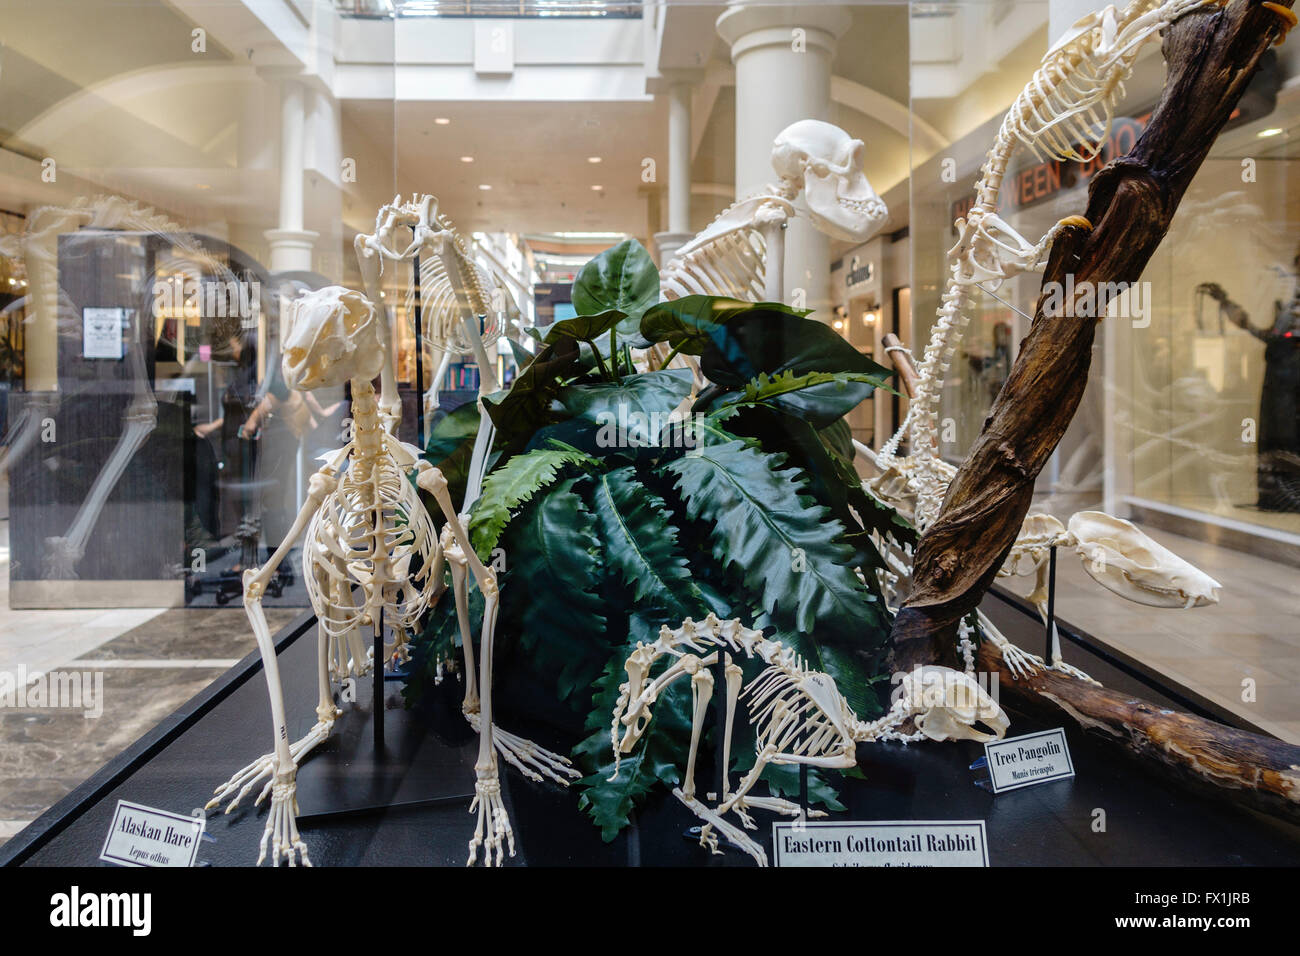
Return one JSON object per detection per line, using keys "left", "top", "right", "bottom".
{"left": 0, "top": 0, "right": 1297, "bottom": 847}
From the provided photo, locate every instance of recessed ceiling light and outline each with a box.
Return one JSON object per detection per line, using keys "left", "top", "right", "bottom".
{"left": 591, "top": 185, "right": 603, "bottom": 191}
{"left": 832, "top": 320, "right": 844, "bottom": 330}
{"left": 460, "top": 156, "right": 474, "bottom": 163}
{"left": 1258, "top": 127, "right": 1284, "bottom": 138}
{"left": 435, "top": 117, "right": 451, "bottom": 125}
{"left": 587, "top": 156, "right": 602, "bottom": 164}
{"left": 479, "top": 184, "right": 492, "bottom": 191}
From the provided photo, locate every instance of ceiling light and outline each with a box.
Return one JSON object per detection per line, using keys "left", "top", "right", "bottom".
{"left": 1258, "top": 127, "right": 1284, "bottom": 138}
{"left": 195, "top": 183, "right": 211, "bottom": 190}
{"left": 591, "top": 185, "right": 603, "bottom": 191}
{"left": 832, "top": 320, "right": 844, "bottom": 330}
{"left": 587, "top": 156, "right": 602, "bottom": 164}
{"left": 479, "top": 184, "right": 492, "bottom": 191}
{"left": 435, "top": 117, "right": 451, "bottom": 125}
{"left": 460, "top": 156, "right": 474, "bottom": 163}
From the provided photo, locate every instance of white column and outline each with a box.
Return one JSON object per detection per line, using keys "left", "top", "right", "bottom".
{"left": 654, "top": 81, "right": 694, "bottom": 266}
{"left": 265, "top": 78, "right": 318, "bottom": 274}
{"left": 716, "top": 2, "right": 850, "bottom": 317}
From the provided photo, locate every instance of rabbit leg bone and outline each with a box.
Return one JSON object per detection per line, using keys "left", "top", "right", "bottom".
{"left": 682, "top": 663, "right": 715, "bottom": 801}
{"left": 673, "top": 787, "right": 768, "bottom": 867}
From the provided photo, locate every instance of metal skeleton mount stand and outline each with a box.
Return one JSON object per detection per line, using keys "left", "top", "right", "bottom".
{"left": 684, "top": 654, "right": 811, "bottom": 858}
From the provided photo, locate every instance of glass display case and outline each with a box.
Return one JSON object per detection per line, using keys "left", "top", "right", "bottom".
{"left": 0, "top": 0, "right": 1296, "bottom": 884}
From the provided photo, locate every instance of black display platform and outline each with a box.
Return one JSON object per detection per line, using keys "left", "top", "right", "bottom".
{"left": 4, "top": 597, "right": 1300, "bottom": 867}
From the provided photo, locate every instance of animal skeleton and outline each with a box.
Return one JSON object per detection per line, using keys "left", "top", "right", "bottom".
{"left": 207, "top": 196, "right": 576, "bottom": 867}
{"left": 610, "top": 614, "right": 1007, "bottom": 866}
{"left": 659, "top": 120, "right": 888, "bottom": 305}
{"left": 862, "top": 0, "right": 1227, "bottom": 677}
{"left": 402, "top": 214, "right": 513, "bottom": 417}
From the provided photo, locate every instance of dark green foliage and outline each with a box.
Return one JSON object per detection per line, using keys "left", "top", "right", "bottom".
{"left": 405, "top": 239, "right": 907, "bottom": 840}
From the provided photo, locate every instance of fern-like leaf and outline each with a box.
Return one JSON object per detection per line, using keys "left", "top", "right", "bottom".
{"left": 468, "top": 444, "right": 596, "bottom": 558}
{"left": 503, "top": 476, "right": 608, "bottom": 704}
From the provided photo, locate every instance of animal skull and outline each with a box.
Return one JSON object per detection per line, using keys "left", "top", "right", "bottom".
{"left": 771, "top": 120, "right": 887, "bottom": 242}
{"left": 282, "top": 285, "right": 387, "bottom": 391}
{"left": 898, "top": 665, "right": 1009, "bottom": 743}
{"left": 1068, "top": 511, "right": 1222, "bottom": 609}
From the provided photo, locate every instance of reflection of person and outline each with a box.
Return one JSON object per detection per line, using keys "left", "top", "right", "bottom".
{"left": 193, "top": 330, "right": 261, "bottom": 541}
{"left": 1199, "top": 265, "right": 1300, "bottom": 512}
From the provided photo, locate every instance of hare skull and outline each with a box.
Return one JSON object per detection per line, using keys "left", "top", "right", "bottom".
{"left": 282, "top": 285, "right": 387, "bottom": 391}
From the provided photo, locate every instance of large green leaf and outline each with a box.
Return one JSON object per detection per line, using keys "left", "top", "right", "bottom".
{"left": 469, "top": 444, "right": 597, "bottom": 558}
{"left": 541, "top": 309, "right": 626, "bottom": 346}
{"left": 698, "top": 310, "right": 892, "bottom": 397}
{"left": 504, "top": 476, "right": 608, "bottom": 703}
{"left": 588, "top": 467, "right": 697, "bottom": 617}
{"left": 661, "top": 439, "right": 886, "bottom": 711}
{"left": 640, "top": 295, "right": 806, "bottom": 356}
{"left": 482, "top": 337, "right": 579, "bottom": 442}
{"left": 726, "top": 369, "right": 896, "bottom": 429}
{"left": 559, "top": 369, "right": 693, "bottom": 447}
{"left": 571, "top": 239, "right": 660, "bottom": 336}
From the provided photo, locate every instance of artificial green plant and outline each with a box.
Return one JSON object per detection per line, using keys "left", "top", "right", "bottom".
{"left": 405, "top": 237, "right": 911, "bottom": 839}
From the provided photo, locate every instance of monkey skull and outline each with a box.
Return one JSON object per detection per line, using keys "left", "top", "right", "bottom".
{"left": 771, "top": 119, "right": 888, "bottom": 242}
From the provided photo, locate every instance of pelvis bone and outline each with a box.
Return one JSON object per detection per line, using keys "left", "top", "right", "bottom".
{"left": 1068, "top": 511, "right": 1222, "bottom": 609}
{"left": 897, "top": 665, "right": 1009, "bottom": 743}
{"left": 282, "top": 285, "right": 387, "bottom": 391}
{"left": 771, "top": 119, "right": 887, "bottom": 242}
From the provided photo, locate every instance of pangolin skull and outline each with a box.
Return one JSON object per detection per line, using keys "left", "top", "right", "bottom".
{"left": 1068, "top": 511, "right": 1222, "bottom": 609}
{"left": 898, "top": 665, "right": 1009, "bottom": 743}
{"left": 771, "top": 120, "right": 887, "bottom": 242}
{"left": 282, "top": 285, "right": 387, "bottom": 391}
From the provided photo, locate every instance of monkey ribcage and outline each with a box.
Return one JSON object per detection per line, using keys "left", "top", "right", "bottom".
{"left": 659, "top": 188, "right": 797, "bottom": 301}
{"left": 893, "top": 0, "right": 1219, "bottom": 530}
{"left": 302, "top": 383, "right": 439, "bottom": 643}
{"left": 661, "top": 227, "right": 769, "bottom": 301}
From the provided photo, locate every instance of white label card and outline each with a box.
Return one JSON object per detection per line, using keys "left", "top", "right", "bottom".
{"left": 99, "top": 800, "right": 204, "bottom": 867}
{"left": 83, "top": 307, "right": 126, "bottom": 360}
{"left": 984, "top": 727, "right": 1075, "bottom": 793}
{"left": 772, "top": 820, "right": 988, "bottom": 867}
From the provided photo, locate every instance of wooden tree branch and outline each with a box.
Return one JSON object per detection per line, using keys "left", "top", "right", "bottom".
{"left": 887, "top": 0, "right": 1300, "bottom": 822}
{"left": 893, "top": 0, "right": 1295, "bottom": 664}
{"left": 978, "top": 641, "right": 1300, "bottom": 823}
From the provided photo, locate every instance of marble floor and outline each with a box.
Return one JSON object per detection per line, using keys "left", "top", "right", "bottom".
{"left": 0, "top": 518, "right": 302, "bottom": 849}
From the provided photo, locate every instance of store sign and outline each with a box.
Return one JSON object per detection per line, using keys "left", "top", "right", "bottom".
{"left": 984, "top": 727, "right": 1075, "bottom": 794}
{"left": 844, "top": 255, "right": 874, "bottom": 290}
{"left": 99, "top": 800, "right": 204, "bottom": 867}
{"left": 82, "top": 307, "right": 127, "bottom": 360}
{"left": 772, "top": 820, "right": 988, "bottom": 867}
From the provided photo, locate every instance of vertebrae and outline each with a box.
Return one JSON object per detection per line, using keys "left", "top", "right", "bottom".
{"left": 882, "top": 0, "right": 1222, "bottom": 532}
{"left": 303, "top": 378, "right": 439, "bottom": 663}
